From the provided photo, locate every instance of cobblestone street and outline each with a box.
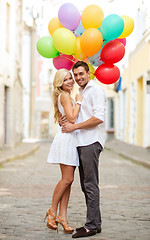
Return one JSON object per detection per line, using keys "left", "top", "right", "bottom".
{"left": 0, "top": 142, "right": 150, "bottom": 240}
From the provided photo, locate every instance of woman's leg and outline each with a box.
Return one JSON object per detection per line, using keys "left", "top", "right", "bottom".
{"left": 58, "top": 185, "right": 71, "bottom": 219}
{"left": 59, "top": 165, "right": 75, "bottom": 218}
{"left": 50, "top": 164, "right": 75, "bottom": 216}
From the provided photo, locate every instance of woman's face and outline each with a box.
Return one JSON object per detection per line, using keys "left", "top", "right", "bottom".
{"left": 61, "top": 72, "right": 74, "bottom": 93}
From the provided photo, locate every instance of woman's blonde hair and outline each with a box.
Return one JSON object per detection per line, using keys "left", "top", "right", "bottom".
{"left": 52, "top": 69, "right": 73, "bottom": 123}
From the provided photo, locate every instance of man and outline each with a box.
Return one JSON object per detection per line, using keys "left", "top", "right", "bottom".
{"left": 61, "top": 61, "right": 106, "bottom": 238}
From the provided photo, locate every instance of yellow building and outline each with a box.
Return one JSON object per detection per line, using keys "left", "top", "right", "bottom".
{"left": 120, "top": 30, "right": 150, "bottom": 147}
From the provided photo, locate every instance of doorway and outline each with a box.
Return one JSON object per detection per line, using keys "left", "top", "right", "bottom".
{"left": 136, "top": 77, "right": 143, "bottom": 146}
{"left": 4, "top": 86, "right": 9, "bottom": 144}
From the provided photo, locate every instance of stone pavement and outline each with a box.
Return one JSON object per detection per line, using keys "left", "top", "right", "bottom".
{"left": 105, "top": 139, "right": 150, "bottom": 169}
{"left": 0, "top": 141, "right": 150, "bottom": 240}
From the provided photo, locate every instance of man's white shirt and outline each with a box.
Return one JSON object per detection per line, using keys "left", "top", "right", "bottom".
{"left": 76, "top": 80, "right": 106, "bottom": 148}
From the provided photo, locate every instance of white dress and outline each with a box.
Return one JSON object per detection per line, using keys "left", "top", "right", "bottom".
{"left": 47, "top": 94, "right": 79, "bottom": 166}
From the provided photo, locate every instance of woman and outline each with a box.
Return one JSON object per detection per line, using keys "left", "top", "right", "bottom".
{"left": 44, "top": 69, "right": 82, "bottom": 234}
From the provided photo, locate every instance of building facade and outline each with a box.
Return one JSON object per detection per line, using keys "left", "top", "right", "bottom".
{"left": 114, "top": 1, "right": 150, "bottom": 148}
{"left": 115, "top": 32, "right": 150, "bottom": 148}
{"left": 22, "top": 0, "right": 58, "bottom": 141}
{"left": 0, "top": 0, "right": 23, "bottom": 149}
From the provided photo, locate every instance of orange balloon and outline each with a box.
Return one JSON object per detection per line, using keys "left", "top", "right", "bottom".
{"left": 81, "top": 4, "right": 104, "bottom": 29}
{"left": 48, "top": 17, "right": 64, "bottom": 36}
{"left": 80, "top": 28, "right": 103, "bottom": 57}
{"left": 74, "top": 36, "right": 86, "bottom": 60}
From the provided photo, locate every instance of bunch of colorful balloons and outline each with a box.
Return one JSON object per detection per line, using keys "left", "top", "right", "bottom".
{"left": 36, "top": 3, "right": 134, "bottom": 84}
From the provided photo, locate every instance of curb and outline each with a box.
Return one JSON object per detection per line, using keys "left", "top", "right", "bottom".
{"left": 105, "top": 146, "right": 150, "bottom": 169}
{"left": 0, "top": 144, "right": 40, "bottom": 166}
{"left": 119, "top": 153, "right": 150, "bottom": 169}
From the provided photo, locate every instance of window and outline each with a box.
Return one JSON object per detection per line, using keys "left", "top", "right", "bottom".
{"left": 6, "top": 3, "right": 10, "bottom": 52}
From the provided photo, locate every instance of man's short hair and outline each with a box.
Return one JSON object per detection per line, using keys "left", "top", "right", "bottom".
{"left": 72, "top": 61, "right": 89, "bottom": 73}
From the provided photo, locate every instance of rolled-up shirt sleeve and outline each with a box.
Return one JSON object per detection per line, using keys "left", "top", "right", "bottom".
{"left": 91, "top": 86, "right": 106, "bottom": 122}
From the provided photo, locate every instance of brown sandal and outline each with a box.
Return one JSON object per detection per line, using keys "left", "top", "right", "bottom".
{"left": 56, "top": 216, "right": 74, "bottom": 234}
{"left": 44, "top": 208, "right": 58, "bottom": 230}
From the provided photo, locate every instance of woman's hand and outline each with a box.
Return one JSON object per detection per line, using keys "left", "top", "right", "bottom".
{"left": 59, "top": 115, "right": 68, "bottom": 126}
{"left": 62, "top": 122, "right": 76, "bottom": 133}
{"left": 75, "top": 94, "right": 83, "bottom": 102}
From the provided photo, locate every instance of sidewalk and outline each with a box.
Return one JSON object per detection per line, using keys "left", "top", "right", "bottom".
{"left": 105, "top": 138, "right": 150, "bottom": 169}
{"left": 0, "top": 142, "right": 40, "bottom": 165}
{"left": 0, "top": 138, "right": 150, "bottom": 169}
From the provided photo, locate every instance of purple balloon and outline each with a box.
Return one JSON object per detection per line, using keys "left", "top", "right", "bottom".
{"left": 58, "top": 3, "right": 80, "bottom": 31}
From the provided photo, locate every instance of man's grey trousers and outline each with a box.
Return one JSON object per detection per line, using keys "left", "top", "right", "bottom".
{"left": 77, "top": 141, "right": 103, "bottom": 231}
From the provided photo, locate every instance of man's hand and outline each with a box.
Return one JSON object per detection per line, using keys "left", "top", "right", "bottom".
{"left": 62, "top": 122, "right": 76, "bottom": 133}
{"left": 59, "top": 115, "right": 68, "bottom": 126}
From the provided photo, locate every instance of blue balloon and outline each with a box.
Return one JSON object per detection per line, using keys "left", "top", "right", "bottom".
{"left": 88, "top": 49, "right": 103, "bottom": 66}
{"left": 74, "top": 21, "right": 85, "bottom": 36}
{"left": 100, "top": 14, "right": 124, "bottom": 41}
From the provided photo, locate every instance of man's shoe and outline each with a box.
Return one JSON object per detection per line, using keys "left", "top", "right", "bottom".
{"left": 76, "top": 226, "right": 84, "bottom": 232}
{"left": 72, "top": 227, "right": 96, "bottom": 238}
{"left": 97, "top": 227, "right": 101, "bottom": 233}
{"left": 76, "top": 226, "right": 101, "bottom": 234}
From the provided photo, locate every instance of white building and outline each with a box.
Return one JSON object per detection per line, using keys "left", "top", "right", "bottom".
{"left": 22, "top": 0, "right": 57, "bottom": 141}
{"left": 0, "top": 0, "right": 23, "bottom": 149}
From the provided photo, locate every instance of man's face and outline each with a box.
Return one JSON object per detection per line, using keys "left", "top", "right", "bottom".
{"left": 73, "top": 66, "right": 90, "bottom": 89}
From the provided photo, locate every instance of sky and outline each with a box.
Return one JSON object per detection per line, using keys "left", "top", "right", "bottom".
{"left": 41, "top": 0, "right": 147, "bottom": 35}
{"left": 44, "top": 0, "right": 143, "bottom": 19}
{"left": 24, "top": 0, "right": 149, "bottom": 32}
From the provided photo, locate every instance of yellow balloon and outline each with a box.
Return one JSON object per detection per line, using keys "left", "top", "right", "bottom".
{"left": 52, "top": 28, "right": 76, "bottom": 55}
{"left": 74, "top": 37, "right": 86, "bottom": 60}
{"left": 48, "top": 17, "right": 64, "bottom": 36}
{"left": 87, "top": 63, "right": 95, "bottom": 80}
{"left": 81, "top": 4, "right": 104, "bottom": 30}
{"left": 118, "top": 15, "right": 134, "bottom": 38}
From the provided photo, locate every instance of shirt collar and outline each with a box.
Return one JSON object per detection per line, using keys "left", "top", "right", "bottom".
{"left": 79, "top": 80, "right": 95, "bottom": 94}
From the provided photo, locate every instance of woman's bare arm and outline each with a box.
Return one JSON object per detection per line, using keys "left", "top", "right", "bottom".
{"left": 60, "top": 92, "right": 81, "bottom": 124}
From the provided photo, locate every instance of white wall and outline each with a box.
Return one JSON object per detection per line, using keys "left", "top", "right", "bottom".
{"left": 22, "top": 32, "right": 31, "bottom": 139}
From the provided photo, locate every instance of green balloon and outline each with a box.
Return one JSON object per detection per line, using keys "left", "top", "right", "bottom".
{"left": 100, "top": 14, "right": 124, "bottom": 41}
{"left": 36, "top": 36, "right": 59, "bottom": 58}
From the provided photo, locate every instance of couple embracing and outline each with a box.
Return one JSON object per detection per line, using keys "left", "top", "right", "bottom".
{"left": 44, "top": 61, "right": 106, "bottom": 238}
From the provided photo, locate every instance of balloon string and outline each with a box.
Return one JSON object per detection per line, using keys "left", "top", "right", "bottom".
{"left": 59, "top": 54, "right": 95, "bottom": 77}
{"left": 90, "top": 71, "right": 95, "bottom": 76}
{"left": 77, "top": 46, "right": 83, "bottom": 60}
{"left": 59, "top": 54, "right": 76, "bottom": 63}
{"left": 92, "top": 55, "right": 101, "bottom": 61}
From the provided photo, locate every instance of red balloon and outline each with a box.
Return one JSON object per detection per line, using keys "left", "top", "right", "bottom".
{"left": 115, "top": 38, "right": 126, "bottom": 46}
{"left": 53, "top": 54, "right": 74, "bottom": 70}
{"left": 100, "top": 40, "right": 125, "bottom": 64}
{"left": 95, "top": 63, "right": 120, "bottom": 84}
